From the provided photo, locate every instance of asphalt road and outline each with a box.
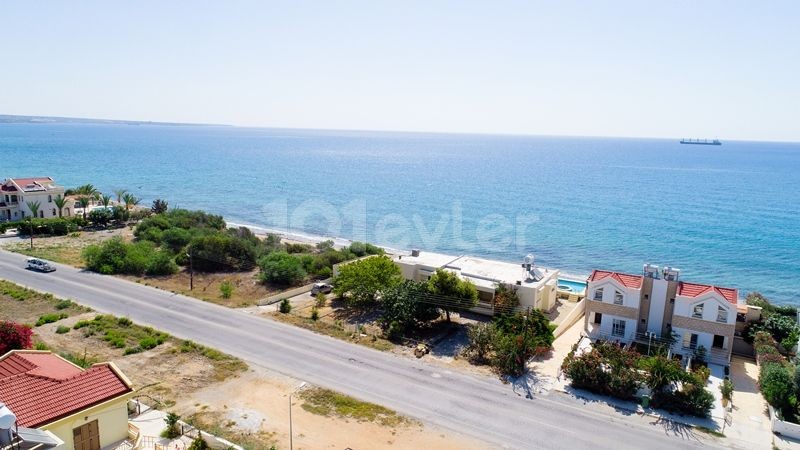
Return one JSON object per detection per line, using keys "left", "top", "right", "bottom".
{"left": 0, "top": 250, "right": 725, "bottom": 449}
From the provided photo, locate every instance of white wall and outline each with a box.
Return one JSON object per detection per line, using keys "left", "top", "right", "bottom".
{"left": 587, "top": 280, "right": 641, "bottom": 309}
{"left": 588, "top": 312, "right": 635, "bottom": 341}
{"left": 674, "top": 294, "right": 736, "bottom": 325}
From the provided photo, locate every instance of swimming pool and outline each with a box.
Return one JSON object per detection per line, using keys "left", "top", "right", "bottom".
{"left": 557, "top": 278, "right": 587, "bottom": 294}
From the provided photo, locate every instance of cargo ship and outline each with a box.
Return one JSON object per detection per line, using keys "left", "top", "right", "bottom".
{"left": 680, "top": 138, "right": 721, "bottom": 145}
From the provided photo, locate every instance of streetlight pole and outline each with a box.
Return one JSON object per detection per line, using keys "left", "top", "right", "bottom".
{"left": 289, "top": 381, "right": 306, "bottom": 450}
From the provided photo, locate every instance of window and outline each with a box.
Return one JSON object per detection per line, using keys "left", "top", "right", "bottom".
{"left": 682, "top": 332, "right": 698, "bottom": 349}
{"left": 594, "top": 313, "right": 602, "bottom": 324}
{"left": 593, "top": 288, "right": 603, "bottom": 301}
{"left": 613, "top": 291, "right": 624, "bottom": 305}
{"left": 716, "top": 306, "right": 727, "bottom": 323}
{"left": 48, "top": 194, "right": 52, "bottom": 202}
{"left": 52, "top": 208, "right": 56, "bottom": 216}
{"left": 39, "top": 211, "right": 44, "bottom": 218}
{"left": 612, "top": 319, "right": 626, "bottom": 337}
{"left": 692, "top": 303, "right": 704, "bottom": 319}
{"left": 713, "top": 335, "right": 725, "bottom": 349}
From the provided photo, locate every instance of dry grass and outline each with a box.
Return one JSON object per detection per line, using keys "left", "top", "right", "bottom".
{"left": 0, "top": 280, "right": 247, "bottom": 409}
{"left": 185, "top": 411, "right": 279, "bottom": 450}
{"left": 299, "top": 387, "right": 411, "bottom": 427}
{"left": 126, "top": 269, "right": 279, "bottom": 308}
{"left": 270, "top": 309, "right": 394, "bottom": 352}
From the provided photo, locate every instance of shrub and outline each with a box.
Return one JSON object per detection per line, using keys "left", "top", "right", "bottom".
{"left": 279, "top": 298, "right": 292, "bottom": 314}
{"left": 259, "top": 252, "right": 307, "bottom": 285}
{"left": 463, "top": 322, "right": 496, "bottom": 364}
{"left": 220, "top": 281, "right": 234, "bottom": 299}
{"left": 315, "top": 292, "right": 327, "bottom": 308}
{"left": 0, "top": 321, "right": 33, "bottom": 354}
{"left": 55, "top": 299, "right": 73, "bottom": 310}
{"left": 652, "top": 383, "right": 715, "bottom": 417}
{"left": 760, "top": 363, "right": 795, "bottom": 416}
{"left": 311, "top": 307, "right": 320, "bottom": 321}
{"left": 162, "top": 412, "right": 182, "bottom": 439}
{"left": 188, "top": 436, "right": 210, "bottom": 450}
{"left": 720, "top": 378, "right": 734, "bottom": 403}
{"left": 380, "top": 280, "right": 440, "bottom": 333}
{"left": 139, "top": 337, "right": 160, "bottom": 350}
{"left": 562, "top": 342, "right": 644, "bottom": 400}
{"left": 35, "top": 313, "right": 68, "bottom": 327}
{"left": 188, "top": 233, "right": 257, "bottom": 272}
{"left": 693, "top": 365, "right": 711, "bottom": 384}
{"left": 55, "top": 325, "right": 70, "bottom": 334}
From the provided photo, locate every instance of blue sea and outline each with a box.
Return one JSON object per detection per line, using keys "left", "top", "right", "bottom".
{"left": 1, "top": 123, "right": 798, "bottom": 304}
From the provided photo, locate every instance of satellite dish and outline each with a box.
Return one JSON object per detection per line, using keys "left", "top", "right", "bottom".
{"left": 524, "top": 254, "right": 535, "bottom": 265}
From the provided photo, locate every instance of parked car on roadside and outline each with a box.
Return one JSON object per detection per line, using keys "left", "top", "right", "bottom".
{"left": 26, "top": 258, "right": 56, "bottom": 272}
{"left": 311, "top": 282, "right": 332, "bottom": 295}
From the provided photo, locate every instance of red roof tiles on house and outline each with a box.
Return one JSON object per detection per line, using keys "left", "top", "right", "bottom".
{"left": 0, "top": 351, "right": 132, "bottom": 428}
{"left": 678, "top": 282, "right": 738, "bottom": 305}
{"left": 589, "top": 270, "right": 643, "bottom": 289}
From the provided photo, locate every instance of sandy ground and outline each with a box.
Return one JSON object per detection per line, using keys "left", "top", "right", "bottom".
{"left": 176, "top": 365, "right": 491, "bottom": 450}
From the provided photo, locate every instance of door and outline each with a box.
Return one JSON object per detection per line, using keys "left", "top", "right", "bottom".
{"left": 73, "top": 420, "right": 100, "bottom": 450}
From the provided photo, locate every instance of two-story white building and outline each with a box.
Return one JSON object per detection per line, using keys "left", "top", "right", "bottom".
{"left": 0, "top": 177, "right": 71, "bottom": 222}
{"left": 394, "top": 250, "right": 559, "bottom": 315}
{"left": 584, "top": 264, "right": 738, "bottom": 365}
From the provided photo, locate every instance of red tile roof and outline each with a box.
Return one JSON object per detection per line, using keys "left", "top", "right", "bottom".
{"left": 589, "top": 270, "right": 643, "bottom": 289}
{"left": 678, "top": 282, "right": 738, "bottom": 305}
{"left": 0, "top": 351, "right": 132, "bottom": 428}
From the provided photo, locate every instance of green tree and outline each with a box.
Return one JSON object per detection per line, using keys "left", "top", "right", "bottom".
{"left": 760, "top": 363, "right": 795, "bottom": 417}
{"left": 258, "top": 251, "right": 306, "bottom": 285}
{"left": 76, "top": 196, "right": 91, "bottom": 220}
{"left": 114, "top": 189, "right": 128, "bottom": 204}
{"left": 75, "top": 184, "right": 100, "bottom": 204}
{"left": 463, "top": 322, "right": 496, "bottom": 364}
{"left": 53, "top": 194, "right": 68, "bottom": 217}
{"left": 151, "top": 198, "right": 169, "bottom": 214}
{"left": 188, "top": 436, "right": 209, "bottom": 450}
{"left": 426, "top": 269, "right": 478, "bottom": 321}
{"left": 380, "top": 280, "right": 440, "bottom": 335}
{"left": 122, "top": 192, "right": 140, "bottom": 211}
{"left": 491, "top": 311, "right": 555, "bottom": 377}
{"left": 101, "top": 194, "right": 112, "bottom": 209}
{"left": 332, "top": 255, "right": 401, "bottom": 307}
{"left": 639, "top": 355, "right": 690, "bottom": 392}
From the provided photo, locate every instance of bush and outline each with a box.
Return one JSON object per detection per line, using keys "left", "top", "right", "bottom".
{"left": 720, "top": 378, "right": 734, "bottom": 403}
{"left": 188, "top": 436, "right": 210, "bottom": 450}
{"left": 259, "top": 252, "right": 307, "bottom": 285}
{"left": 35, "top": 313, "right": 68, "bottom": 327}
{"left": 760, "top": 363, "right": 795, "bottom": 417}
{"left": 83, "top": 237, "right": 177, "bottom": 276}
{"left": 279, "top": 298, "right": 292, "bottom": 314}
{"left": 380, "top": 280, "right": 440, "bottom": 333}
{"left": 562, "top": 342, "right": 644, "bottom": 400}
{"left": 311, "top": 307, "right": 320, "bottom": 321}
{"left": 652, "top": 384, "right": 715, "bottom": 417}
{"left": 0, "top": 321, "right": 33, "bottom": 354}
{"left": 315, "top": 292, "right": 327, "bottom": 308}
{"left": 162, "top": 412, "right": 182, "bottom": 439}
{"left": 139, "top": 337, "right": 160, "bottom": 350}
{"left": 56, "top": 325, "right": 70, "bottom": 334}
{"left": 55, "top": 299, "right": 73, "bottom": 310}
{"left": 188, "top": 233, "right": 257, "bottom": 272}
{"left": 220, "top": 281, "right": 234, "bottom": 299}
{"left": 463, "top": 322, "right": 496, "bottom": 364}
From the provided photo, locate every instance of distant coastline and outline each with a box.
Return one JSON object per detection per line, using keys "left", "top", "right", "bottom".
{"left": 0, "top": 114, "right": 228, "bottom": 127}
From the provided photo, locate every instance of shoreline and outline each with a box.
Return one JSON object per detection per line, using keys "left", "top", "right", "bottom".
{"left": 225, "top": 221, "right": 590, "bottom": 282}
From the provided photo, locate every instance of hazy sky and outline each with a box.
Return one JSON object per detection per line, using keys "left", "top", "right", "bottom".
{"left": 1, "top": 1, "right": 798, "bottom": 140}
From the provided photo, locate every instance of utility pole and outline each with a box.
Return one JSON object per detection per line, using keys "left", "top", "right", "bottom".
{"left": 186, "top": 250, "right": 194, "bottom": 290}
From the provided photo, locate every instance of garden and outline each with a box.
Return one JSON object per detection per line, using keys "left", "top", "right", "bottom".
{"left": 561, "top": 341, "right": 717, "bottom": 417}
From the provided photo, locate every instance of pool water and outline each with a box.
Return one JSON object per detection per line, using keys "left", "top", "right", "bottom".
{"left": 557, "top": 278, "right": 587, "bottom": 294}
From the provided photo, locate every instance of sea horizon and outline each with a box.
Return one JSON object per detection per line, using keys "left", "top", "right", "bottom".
{"left": 2, "top": 121, "right": 798, "bottom": 304}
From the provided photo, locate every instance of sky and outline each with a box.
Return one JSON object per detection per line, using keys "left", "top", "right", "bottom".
{"left": 1, "top": 1, "right": 798, "bottom": 141}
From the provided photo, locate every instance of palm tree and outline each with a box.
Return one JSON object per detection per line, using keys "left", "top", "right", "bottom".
{"left": 75, "top": 184, "right": 100, "bottom": 205}
{"left": 101, "top": 194, "right": 112, "bottom": 209}
{"left": 114, "top": 189, "right": 127, "bottom": 205}
{"left": 77, "top": 197, "right": 91, "bottom": 220}
{"left": 53, "top": 195, "right": 68, "bottom": 217}
{"left": 122, "top": 193, "right": 140, "bottom": 211}
{"left": 26, "top": 201, "right": 41, "bottom": 249}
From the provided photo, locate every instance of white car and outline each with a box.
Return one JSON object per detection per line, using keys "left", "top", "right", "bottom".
{"left": 26, "top": 258, "right": 56, "bottom": 272}
{"left": 311, "top": 282, "right": 332, "bottom": 295}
